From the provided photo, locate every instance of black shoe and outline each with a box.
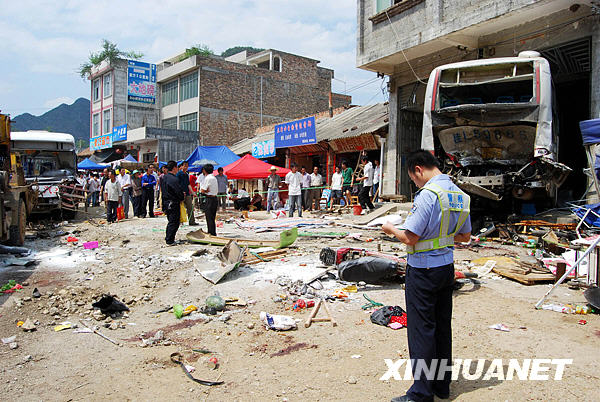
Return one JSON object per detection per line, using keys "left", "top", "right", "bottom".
{"left": 433, "top": 391, "right": 450, "bottom": 399}
{"left": 166, "top": 241, "right": 175, "bottom": 246}
{"left": 390, "top": 396, "right": 416, "bottom": 402}
{"left": 188, "top": 223, "right": 199, "bottom": 226}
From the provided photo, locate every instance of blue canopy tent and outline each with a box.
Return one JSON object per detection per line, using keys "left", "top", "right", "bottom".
{"left": 123, "top": 154, "right": 138, "bottom": 162}
{"left": 185, "top": 146, "right": 240, "bottom": 172}
{"left": 78, "top": 158, "right": 107, "bottom": 170}
{"left": 572, "top": 119, "right": 600, "bottom": 237}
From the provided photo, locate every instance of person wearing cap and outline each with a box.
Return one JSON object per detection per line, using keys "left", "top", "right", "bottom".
{"left": 266, "top": 166, "right": 281, "bottom": 212}
{"left": 131, "top": 170, "right": 143, "bottom": 218}
{"left": 215, "top": 167, "right": 228, "bottom": 212}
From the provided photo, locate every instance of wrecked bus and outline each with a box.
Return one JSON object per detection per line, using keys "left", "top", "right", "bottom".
{"left": 422, "top": 51, "right": 571, "bottom": 210}
{"left": 10, "top": 131, "right": 78, "bottom": 214}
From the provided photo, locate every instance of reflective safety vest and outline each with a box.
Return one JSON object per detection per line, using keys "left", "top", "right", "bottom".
{"left": 406, "top": 181, "right": 470, "bottom": 254}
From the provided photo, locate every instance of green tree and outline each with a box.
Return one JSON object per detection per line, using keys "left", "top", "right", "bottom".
{"left": 179, "top": 44, "right": 214, "bottom": 61}
{"left": 79, "top": 39, "right": 143, "bottom": 78}
{"left": 221, "top": 46, "right": 264, "bottom": 58}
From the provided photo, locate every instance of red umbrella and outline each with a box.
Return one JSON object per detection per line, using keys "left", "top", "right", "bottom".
{"left": 221, "top": 154, "right": 289, "bottom": 179}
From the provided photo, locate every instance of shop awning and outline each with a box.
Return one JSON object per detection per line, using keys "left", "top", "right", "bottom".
{"left": 222, "top": 154, "right": 290, "bottom": 180}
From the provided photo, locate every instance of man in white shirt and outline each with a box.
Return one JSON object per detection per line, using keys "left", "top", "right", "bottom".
{"left": 309, "top": 166, "right": 323, "bottom": 211}
{"left": 330, "top": 166, "right": 343, "bottom": 208}
{"left": 357, "top": 155, "right": 375, "bottom": 213}
{"left": 285, "top": 163, "right": 303, "bottom": 217}
{"left": 117, "top": 169, "right": 132, "bottom": 219}
{"left": 104, "top": 170, "right": 122, "bottom": 223}
{"left": 200, "top": 164, "right": 219, "bottom": 236}
{"left": 372, "top": 159, "right": 381, "bottom": 203}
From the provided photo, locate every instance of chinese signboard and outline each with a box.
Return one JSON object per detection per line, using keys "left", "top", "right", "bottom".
{"left": 90, "top": 133, "right": 112, "bottom": 151}
{"left": 274, "top": 116, "right": 317, "bottom": 148}
{"left": 127, "top": 60, "right": 157, "bottom": 104}
{"left": 112, "top": 124, "right": 127, "bottom": 142}
{"left": 252, "top": 139, "right": 275, "bottom": 159}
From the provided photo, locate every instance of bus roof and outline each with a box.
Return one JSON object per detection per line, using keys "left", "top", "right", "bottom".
{"left": 431, "top": 56, "right": 550, "bottom": 72}
{"left": 11, "top": 131, "right": 75, "bottom": 144}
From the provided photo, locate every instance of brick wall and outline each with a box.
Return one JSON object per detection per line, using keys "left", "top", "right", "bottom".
{"left": 192, "top": 52, "right": 350, "bottom": 146}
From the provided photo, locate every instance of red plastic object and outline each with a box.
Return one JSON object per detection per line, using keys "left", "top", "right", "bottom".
{"left": 293, "top": 299, "right": 307, "bottom": 310}
{"left": 353, "top": 205, "right": 362, "bottom": 215}
{"left": 117, "top": 206, "right": 125, "bottom": 221}
{"left": 578, "top": 320, "right": 587, "bottom": 325}
{"left": 67, "top": 236, "right": 78, "bottom": 242}
{"left": 307, "top": 300, "right": 315, "bottom": 308}
{"left": 390, "top": 313, "right": 407, "bottom": 327}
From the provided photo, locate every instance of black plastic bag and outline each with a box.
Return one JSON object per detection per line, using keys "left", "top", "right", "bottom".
{"left": 370, "top": 305, "right": 405, "bottom": 326}
{"left": 92, "top": 295, "right": 130, "bottom": 315}
{"left": 338, "top": 257, "right": 398, "bottom": 283}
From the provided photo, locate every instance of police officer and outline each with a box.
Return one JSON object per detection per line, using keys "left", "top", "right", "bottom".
{"left": 382, "top": 150, "right": 471, "bottom": 402}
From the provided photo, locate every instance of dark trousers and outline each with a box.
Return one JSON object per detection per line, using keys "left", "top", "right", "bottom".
{"left": 358, "top": 185, "right": 375, "bottom": 210}
{"left": 141, "top": 187, "right": 155, "bottom": 217}
{"left": 131, "top": 195, "right": 141, "bottom": 217}
{"left": 107, "top": 200, "right": 118, "bottom": 223}
{"left": 405, "top": 264, "right": 455, "bottom": 402}
{"left": 204, "top": 197, "right": 218, "bottom": 236}
{"left": 234, "top": 197, "right": 250, "bottom": 210}
{"left": 301, "top": 188, "right": 309, "bottom": 209}
{"left": 165, "top": 202, "right": 180, "bottom": 244}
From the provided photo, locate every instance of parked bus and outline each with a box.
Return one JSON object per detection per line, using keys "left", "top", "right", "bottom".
{"left": 10, "top": 131, "right": 79, "bottom": 214}
{"left": 422, "top": 51, "right": 571, "bottom": 211}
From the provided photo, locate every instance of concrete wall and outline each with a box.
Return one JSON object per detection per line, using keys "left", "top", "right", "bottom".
{"left": 357, "top": 0, "right": 562, "bottom": 69}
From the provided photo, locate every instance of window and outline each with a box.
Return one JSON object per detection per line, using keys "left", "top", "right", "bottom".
{"left": 179, "top": 112, "right": 197, "bottom": 131}
{"left": 103, "top": 109, "right": 111, "bottom": 134}
{"left": 92, "top": 79, "right": 100, "bottom": 102}
{"left": 376, "top": 0, "right": 392, "bottom": 13}
{"left": 92, "top": 113, "right": 100, "bottom": 137}
{"left": 273, "top": 56, "right": 281, "bottom": 72}
{"left": 372, "top": 0, "right": 424, "bottom": 23}
{"left": 103, "top": 73, "right": 111, "bottom": 98}
{"left": 161, "top": 80, "right": 178, "bottom": 106}
{"left": 162, "top": 117, "right": 178, "bottom": 129}
{"left": 180, "top": 72, "right": 198, "bottom": 101}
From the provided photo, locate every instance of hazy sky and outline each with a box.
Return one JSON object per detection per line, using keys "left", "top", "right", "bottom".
{"left": 0, "top": 0, "right": 388, "bottom": 117}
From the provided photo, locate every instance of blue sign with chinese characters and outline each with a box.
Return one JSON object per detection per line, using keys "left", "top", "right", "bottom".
{"left": 127, "top": 60, "right": 157, "bottom": 104}
{"left": 252, "top": 139, "right": 275, "bottom": 159}
{"left": 274, "top": 116, "right": 317, "bottom": 148}
{"left": 90, "top": 133, "right": 112, "bottom": 151}
{"left": 112, "top": 124, "right": 127, "bottom": 142}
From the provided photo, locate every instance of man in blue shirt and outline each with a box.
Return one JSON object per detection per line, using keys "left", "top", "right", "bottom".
{"left": 382, "top": 150, "right": 471, "bottom": 402}
{"left": 140, "top": 165, "right": 157, "bottom": 218}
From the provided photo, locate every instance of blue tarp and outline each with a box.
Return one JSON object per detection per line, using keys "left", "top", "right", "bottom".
{"left": 573, "top": 203, "right": 600, "bottom": 228}
{"left": 580, "top": 119, "right": 600, "bottom": 146}
{"left": 123, "top": 154, "right": 137, "bottom": 162}
{"left": 78, "top": 158, "right": 107, "bottom": 170}
{"left": 185, "top": 146, "right": 240, "bottom": 172}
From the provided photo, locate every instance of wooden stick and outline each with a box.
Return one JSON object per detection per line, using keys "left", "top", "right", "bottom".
{"left": 321, "top": 300, "right": 337, "bottom": 327}
{"left": 79, "top": 320, "right": 121, "bottom": 346}
{"left": 304, "top": 299, "right": 322, "bottom": 328}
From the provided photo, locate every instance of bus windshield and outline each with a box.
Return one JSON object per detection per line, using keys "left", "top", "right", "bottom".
{"left": 22, "top": 150, "right": 76, "bottom": 178}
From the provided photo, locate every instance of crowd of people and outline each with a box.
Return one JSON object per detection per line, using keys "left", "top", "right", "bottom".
{"left": 75, "top": 154, "right": 382, "bottom": 240}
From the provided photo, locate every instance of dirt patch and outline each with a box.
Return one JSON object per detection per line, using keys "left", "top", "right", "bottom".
{"left": 122, "top": 318, "right": 208, "bottom": 342}
{"left": 270, "top": 342, "right": 318, "bottom": 357}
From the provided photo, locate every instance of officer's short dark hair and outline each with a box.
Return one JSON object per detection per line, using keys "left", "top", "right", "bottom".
{"left": 203, "top": 164, "right": 214, "bottom": 174}
{"left": 407, "top": 150, "right": 440, "bottom": 173}
{"left": 166, "top": 160, "right": 177, "bottom": 171}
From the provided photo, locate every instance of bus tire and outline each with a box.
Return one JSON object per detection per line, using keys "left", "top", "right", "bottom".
{"left": 8, "top": 199, "right": 26, "bottom": 246}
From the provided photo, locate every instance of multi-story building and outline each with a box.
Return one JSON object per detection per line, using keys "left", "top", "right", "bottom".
{"left": 156, "top": 49, "right": 351, "bottom": 145}
{"left": 87, "top": 48, "right": 351, "bottom": 162}
{"left": 357, "top": 0, "right": 599, "bottom": 198}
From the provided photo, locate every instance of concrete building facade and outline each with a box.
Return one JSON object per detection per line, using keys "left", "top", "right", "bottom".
{"left": 89, "top": 59, "right": 159, "bottom": 140}
{"left": 156, "top": 49, "right": 351, "bottom": 146}
{"left": 357, "top": 0, "right": 599, "bottom": 198}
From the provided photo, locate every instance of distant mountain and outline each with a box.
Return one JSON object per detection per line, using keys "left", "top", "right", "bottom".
{"left": 11, "top": 97, "right": 90, "bottom": 142}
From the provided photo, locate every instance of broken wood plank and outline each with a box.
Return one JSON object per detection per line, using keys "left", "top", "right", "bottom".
{"left": 353, "top": 203, "right": 399, "bottom": 225}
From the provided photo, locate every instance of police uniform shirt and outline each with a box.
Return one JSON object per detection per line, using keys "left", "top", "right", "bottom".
{"left": 201, "top": 174, "right": 218, "bottom": 196}
{"left": 402, "top": 174, "right": 471, "bottom": 268}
